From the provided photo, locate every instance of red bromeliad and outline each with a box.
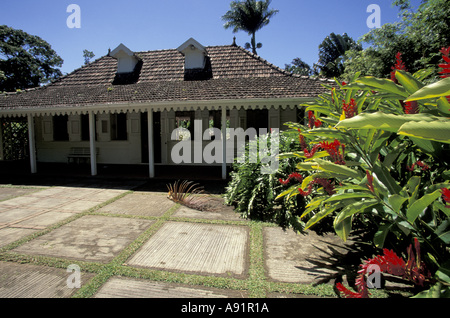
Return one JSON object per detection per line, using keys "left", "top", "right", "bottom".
{"left": 336, "top": 238, "right": 432, "bottom": 298}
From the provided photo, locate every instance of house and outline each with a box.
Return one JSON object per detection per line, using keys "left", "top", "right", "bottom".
{"left": 0, "top": 38, "right": 331, "bottom": 179}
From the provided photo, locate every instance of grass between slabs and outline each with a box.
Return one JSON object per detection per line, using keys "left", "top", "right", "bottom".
{"left": 0, "top": 187, "right": 399, "bottom": 299}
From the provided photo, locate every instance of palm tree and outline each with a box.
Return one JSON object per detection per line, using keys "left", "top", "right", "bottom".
{"left": 222, "top": 0, "right": 279, "bottom": 55}
{"left": 316, "top": 32, "right": 362, "bottom": 78}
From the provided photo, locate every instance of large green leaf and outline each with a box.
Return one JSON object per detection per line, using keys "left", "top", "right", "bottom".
{"left": 336, "top": 112, "right": 441, "bottom": 132}
{"left": 406, "top": 189, "right": 443, "bottom": 224}
{"left": 388, "top": 194, "right": 408, "bottom": 213}
{"left": 312, "top": 158, "right": 362, "bottom": 180}
{"left": 398, "top": 120, "right": 450, "bottom": 144}
{"left": 333, "top": 199, "right": 379, "bottom": 241}
{"left": 405, "top": 77, "right": 450, "bottom": 101}
{"left": 304, "top": 202, "right": 343, "bottom": 230}
{"left": 356, "top": 76, "right": 409, "bottom": 99}
{"left": 374, "top": 223, "right": 393, "bottom": 248}
{"left": 324, "top": 192, "right": 374, "bottom": 203}
{"left": 334, "top": 215, "right": 352, "bottom": 242}
{"left": 395, "top": 70, "right": 424, "bottom": 95}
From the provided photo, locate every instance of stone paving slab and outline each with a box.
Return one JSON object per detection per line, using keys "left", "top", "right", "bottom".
{"left": 0, "top": 187, "right": 45, "bottom": 202}
{"left": 15, "top": 211, "right": 75, "bottom": 228}
{"left": 94, "top": 277, "right": 247, "bottom": 298}
{"left": 0, "top": 261, "right": 94, "bottom": 298}
{"left": 172, "top": 205, "right": 244, "bottom": 221}
{"left": 263, "top": 227, "right": 352, "bottom": 284}
{"left": 127, "top": 221, "right": 248, "bottom": 278}
{"left": 0, "top": 228, "right": 38, "bottom": 248}
{"left": 97, "top": 192, "right": 175, "bottom": 217}
{"left": 12, "top": 215, "right": 154, "bottom": 263}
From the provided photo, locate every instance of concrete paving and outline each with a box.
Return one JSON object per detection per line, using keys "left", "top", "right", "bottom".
{"left": 0, "top": 180, "right": 356, "bottom": 298}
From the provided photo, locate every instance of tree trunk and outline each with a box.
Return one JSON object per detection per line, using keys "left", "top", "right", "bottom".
{"left": 251, "top": 32, "right": 257, "bottom": 55}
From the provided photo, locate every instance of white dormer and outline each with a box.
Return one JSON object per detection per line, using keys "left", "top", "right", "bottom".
{"left": 110, "top": 43, "right": 139, "bottom": 73}
{"left": 177, "top": 38, "right": 206, "bottom": 70}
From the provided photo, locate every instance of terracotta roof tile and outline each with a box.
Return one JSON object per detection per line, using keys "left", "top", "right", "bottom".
{"left": 0, "top": 44, "right": 332, "bottom": 112}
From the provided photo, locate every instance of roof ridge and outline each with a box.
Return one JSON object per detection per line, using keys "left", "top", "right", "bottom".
{"left": 232, "top": 45, "right": 292, "bottom": 77}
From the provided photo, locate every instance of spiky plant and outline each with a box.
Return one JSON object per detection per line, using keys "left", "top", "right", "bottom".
{"left": 167, "top": 180, "right": 211, "bottom": 211}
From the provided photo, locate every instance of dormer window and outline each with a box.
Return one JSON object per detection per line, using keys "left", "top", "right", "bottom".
{"left": 110, "top": 43, "right": 139, "bottom": 73}
{"left": 110, "top": 43, "right": 142, "bottom": 85}
{"left": 177, "top": 38, "right": 212, "bottom": 81}
{"left": 177, "top": 38, "right": 206, "bottom": 69}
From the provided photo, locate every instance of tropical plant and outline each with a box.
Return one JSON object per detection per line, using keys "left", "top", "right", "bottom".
{"left": 277, "top": 48, "right": 450, "bottom": 297}
{"left": 222, "top": 0, "right": 279, "bottom": 55}
{"left": 167, "top": 180, "right": 207, "bottom": 210}
{"left": 224, "top": 131, "right": 311, "bottom": 231}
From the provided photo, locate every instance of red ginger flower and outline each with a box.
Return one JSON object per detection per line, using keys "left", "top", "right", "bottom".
{"left": 403, "top": 101, "right": 419, "bottom": 114}
{"left": 336, "top": 238, "right": 431, "bottom": 298}
{"left": 441, "top": 188, "right": 450, "bottom": 208}
{"left": 438, "top": 46, "right": 450, "bottom": 79}
{"left": 308, "top": 111, "right": 322, "bottom": 129}
{"left": 342, "top": 98, "right": 358, "bottom": 118}
{"left": 391, "top": 52, "right": 407, "bottom": 83}
{"left": 438, "top": 46, "right": 450, "bottom": 104}
{"left": 366, "top": 170, "right": 374, "bottom": 193}
{"left": 318, "top": 139, "right": 346, "bottom": 165}
{"left": 298, "top": 178, "right": 335, "bottom": 196}
{"left": 407, "top": 160, "right": 430, "bottom": 172}
{"left": 279, "top": 172, "right": 304, "bottom": 185}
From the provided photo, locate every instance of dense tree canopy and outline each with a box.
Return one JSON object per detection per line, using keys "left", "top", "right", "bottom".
{"left": 342, "top": 0, "right": 450, "bottom": 81}
{"left": 0, "top": 25, "right": 63, "bottom": 92}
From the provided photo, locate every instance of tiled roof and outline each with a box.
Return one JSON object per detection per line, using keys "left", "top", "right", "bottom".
{"left": 0, "top": 44, "right": 331, "bottom": 112}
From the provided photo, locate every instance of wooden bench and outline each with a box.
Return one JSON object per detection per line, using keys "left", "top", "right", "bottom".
{"left": 67, "top": 147, "right": 99, "bottom": 164}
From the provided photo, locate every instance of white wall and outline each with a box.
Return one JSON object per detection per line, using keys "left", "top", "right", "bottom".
{"left": 35, "top": 113, "right": 142, "bottom": 165}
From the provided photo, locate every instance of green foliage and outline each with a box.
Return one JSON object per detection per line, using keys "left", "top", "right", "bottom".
{"left": 277, "top": 58, "right": 450, "bottom": 296}
{"left": 224, "top": 132, "right": 308, "bottom": 231}
{"left": 315, "top": 32, "right": 362, "bottom": 78}
{"left": 343, "top": 0, "right": 450, "bottom": 81}
{"left": 0, "top": 25, "right": 63, "bottom": 92}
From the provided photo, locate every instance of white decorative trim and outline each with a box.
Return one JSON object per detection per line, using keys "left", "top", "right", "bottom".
{"left": 0, "top": 97, "right": 312, "bottom": 118}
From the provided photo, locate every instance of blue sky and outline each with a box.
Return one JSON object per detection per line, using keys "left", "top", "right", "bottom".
{"left": 1, "top": 0, "right": 423, "bottom": 75}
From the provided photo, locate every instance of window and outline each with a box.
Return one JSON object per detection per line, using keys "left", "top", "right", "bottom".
{"left": 53, "top": 115, "right": 69, "bottom": 141}
{"left": 111, "top": 113, "right": 127, "bottom": 140}
{"left": 175, "top": 111, "right": 195, "bottom": 140}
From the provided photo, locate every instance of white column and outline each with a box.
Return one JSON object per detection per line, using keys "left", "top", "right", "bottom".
{"left": 27, "top": 114, "right": 37, "bottom": 174}
{"left": 89, "top": 111, "right": 97, "bottom": 176}
{"left": 221, "top": 106, "right": 227, "bottom": 180}
{"left": 148, "top": 110, "right": 155, "bottom": 178}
